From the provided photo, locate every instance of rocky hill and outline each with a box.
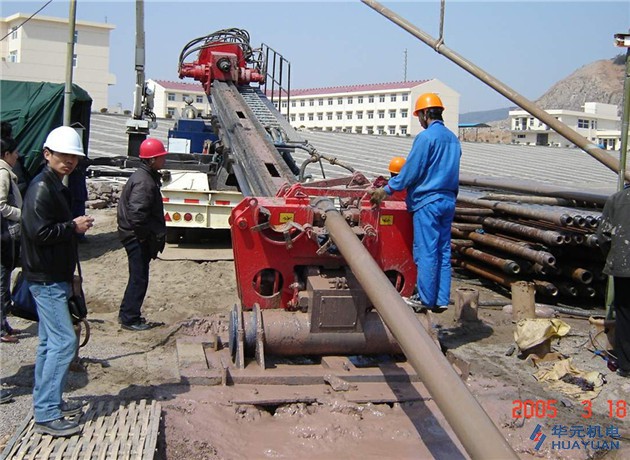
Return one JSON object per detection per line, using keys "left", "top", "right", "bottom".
{"left": 462, "top": 55, "right": 626, "bottom": 143}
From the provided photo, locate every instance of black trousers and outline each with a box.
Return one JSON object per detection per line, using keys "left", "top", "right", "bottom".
{"left": 614, "top": 277, "right": 630, "bottom": 373}
{"left": 119, "top": 238, "right": 152, "bottom": 325}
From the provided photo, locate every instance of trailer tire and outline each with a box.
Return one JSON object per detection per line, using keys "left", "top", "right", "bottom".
{"left": 166, "top": 228, "right": 184, "bottom": 244}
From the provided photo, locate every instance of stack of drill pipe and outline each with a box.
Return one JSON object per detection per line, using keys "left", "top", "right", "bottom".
{"left": 452, "top": 190, "right": 607, "bottom": 306}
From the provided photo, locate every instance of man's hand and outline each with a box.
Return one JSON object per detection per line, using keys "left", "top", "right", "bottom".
{"left": 369, "top": 187, "right": 388, "bottom": 206}
{"left": 73, "top": 215, "right": 94, "bottom": 234}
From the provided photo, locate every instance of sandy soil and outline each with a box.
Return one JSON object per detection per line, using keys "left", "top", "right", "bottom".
{"left": 1, "top": 207, "right": 629, "bottom": 459}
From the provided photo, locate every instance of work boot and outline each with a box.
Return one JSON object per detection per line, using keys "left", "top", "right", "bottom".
{"left": 121, "top": 321, "right": 152, "bottom": 331}
{"left": 0, "top": 389, "right": 13, "bottom": 404}
{"left": 34, "top": 418, "right": 82, "bottom": 437}
{"left": 61, "top": 400, "right": 84, "bottom": 417}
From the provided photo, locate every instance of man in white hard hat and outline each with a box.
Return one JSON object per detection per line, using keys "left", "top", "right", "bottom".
{"left": 21, "top": 126, "right": 95, "bottom": 437}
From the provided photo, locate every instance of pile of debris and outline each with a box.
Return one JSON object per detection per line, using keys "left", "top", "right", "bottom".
{"left": 85, "top": 179, "right": 124, "bottom": 209}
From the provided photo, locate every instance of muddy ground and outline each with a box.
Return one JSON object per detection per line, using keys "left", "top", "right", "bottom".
{"left": 1, "top": 207, "right": 629, "bottom": 459}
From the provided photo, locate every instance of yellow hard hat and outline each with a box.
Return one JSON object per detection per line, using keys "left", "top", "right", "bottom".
{"left": 413, "top": 93, "right": 444, "bottom": 116}
{"left": 388, "top": 156, "right": 406, "bottom": 174}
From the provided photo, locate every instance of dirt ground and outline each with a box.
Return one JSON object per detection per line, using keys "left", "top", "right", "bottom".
{"left": 1, "top": 206, "right": 629, "bottom": 459}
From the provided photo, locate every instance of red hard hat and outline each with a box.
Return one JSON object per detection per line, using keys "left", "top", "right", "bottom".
{"left": 139, "top": 138, "right": 168, "bottom": 159}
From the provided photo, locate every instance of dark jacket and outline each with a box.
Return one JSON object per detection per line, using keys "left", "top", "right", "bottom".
{"left": 21, "top": 166, "right": 77, "bottom": 283}
{"left": 597, "top": 186, "right": 630, "bottom": 277}
{"left": 117, "top": 163, "right": 165, "bottom": 245}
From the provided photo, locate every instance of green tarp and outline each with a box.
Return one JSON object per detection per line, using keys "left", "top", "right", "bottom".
{"left": 0, "top": 80, "right": 92, "bottom": 177}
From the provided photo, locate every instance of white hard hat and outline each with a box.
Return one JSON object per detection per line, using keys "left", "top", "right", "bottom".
{"left": 43, "top": 126, "right": 85, "bottom": 156}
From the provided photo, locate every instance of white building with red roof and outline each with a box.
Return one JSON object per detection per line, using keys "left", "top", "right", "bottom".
{"left": 148, "top": 79, "right": 210, "bottom": 119}
{"left": 280, "top": 79, "right": 459, "bottom": 136}
{"left": 150, "top": 78, "right": 459, "bottom": 137}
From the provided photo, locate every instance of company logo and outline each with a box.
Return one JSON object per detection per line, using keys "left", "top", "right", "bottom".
{"left": 530, "top": 424, "right": 547, "bottom": 450}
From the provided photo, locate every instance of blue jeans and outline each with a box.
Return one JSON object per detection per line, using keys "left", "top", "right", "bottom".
{"left": 119, "top": 238, "right": 152, "bottom": 325}
{"left": 29, "top": 281, "right": 77, "bottom": 423}
{"left": 412, "top": 198, "right": 456, "bottom": 307}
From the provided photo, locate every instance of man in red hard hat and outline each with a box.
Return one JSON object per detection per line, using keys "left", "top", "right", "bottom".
{"left": 116, "top": 138, "right": 168, "bottom": 331}
{"left": 371, "top": 93, "right": 461, "bottom": 313}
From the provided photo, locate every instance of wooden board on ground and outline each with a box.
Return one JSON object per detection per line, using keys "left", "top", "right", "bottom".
{"left": 160, "top": 242, "right": 233, "bottom": 261}
{"left": 0, "top": 400, "right": 161, "bottom": 460}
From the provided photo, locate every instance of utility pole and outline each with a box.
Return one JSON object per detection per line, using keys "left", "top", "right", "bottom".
{"left": 63, "top": 0, "right": 77, "bottom": 126}
{"left": 403, "top": 48, "right": 407, "bottom": 82}
{"left": 614, "top": 32, "right": 630, "bottom": 192}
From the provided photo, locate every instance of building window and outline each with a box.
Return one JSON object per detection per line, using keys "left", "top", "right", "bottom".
{"left": 167, "top": 107, "right": 176, "bottom": 116}
{"left": 390, "top": 94, "right": 397, "bottom": 102}
{"left": 318, "top": 99, "right": 324, "bottom": 106}
{"left": 577, "top": 119, "right": 589, "bottom": 129}
{"left": 167, "top": 93, "right": 176, "bottom": 101}
{"left": 378, "top": 110, "right": 385, "bottom": 119}
{"left": 299, "top": 114, "right": 305, "bottom": 121}
{"left": 281, "top": 101, "right": 288, "bottom": 108}
{"left": 72, "top": 54, "right": 77, "bottom": 67}
{"left": 182, "top": 94, "right": 190, "bottom": 101}
{"left": 401, "top": 109, "right": 408, "bottom": 118}
{"left": 327, "top": 112, "right": 333, "bottom": 120}
{"left": 328, "top": 98, "right": 333, "bottom": 105}
{"left": 357, "top": 111, "right": 363, "bottom": 120}
{"left": 346, "top": 111, "right": 353, "bottom": 120}
{"left": 355, "top": 127, "right": 362, "bottom": 134}
{"left": 377, "top": 126, "right": 385, "bottom": 135}
{"left": 337, "top": 97, "right": 343, "bottom": 105}
{"left": 388, "top": 126, "right": 396, "bottom": 135}
{"left": 517, "top": 134, "right": 526, "bottom": 139}
{"left": 317, "top": 113, "right": 323, "bottom": 121}
{"left": 300, "top": 100, "right": 305, "bottom": 107}
{"left": 309, "top": 99, "right": 314, "bottom": 106}
{"left": 400, "top": 127, "right": 407, "bottom": 135}
{"left": 389, "top": 110, "right": 396, "bottom": 118}
{"left": 196, "top": 95, "right": 204, "bottom": 103}
{"left": 336, "top": 112, "right": 343, "bottom": 120}
{"left": 308, "top": 113, "right": 314, "bottom": 121}
{"left": 367, "top": 111, "right": 374, "bottom": 119}
{"left": 591, "top": 120, "right": 597, "bottom": 129}
{"left": 348, "top": 97, "right": 353, "bottom": 104}
{"left": 10, "top": 27, "right": 17, "bottom": 39}
{"left": 368, "top": 95, "right": 374, "bottom": 103}
{"left": 379, "top": 95, "right": 385, "bottom": 103}
{"left": 358, "top": 96, "right": 363, "bottom": 104}
{"left": 74, "top": 30, "right": 79, "bottom": 44}
{"left": 8, "top": 50, "right": 18, "bottom": 63}
{"left": 291, "top": 101, "right": 296, "bottom": 107}
{"left": 402, "top": 94, "right": 408, "bottom": 102}
{"left": 367, "top": 127, "right": 374, "bottom": 135}
{"left": 290, "top": 114, "right": 296, "bottom": 122}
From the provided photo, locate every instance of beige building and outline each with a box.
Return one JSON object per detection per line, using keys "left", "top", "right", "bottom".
{"left": 509, "top": 102, "right": 622, "bottom": 150}
{"left": 148, "top": 79, "right": 210, "bottom": 119}
{"left": 0, "top": 13, "right": 115, "bottom": 111}
{"left": 280, "top": 79, "right": 459, "bottom": 136}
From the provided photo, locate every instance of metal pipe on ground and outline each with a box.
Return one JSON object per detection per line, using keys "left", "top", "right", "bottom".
{"left": 452, "top": 227, "right": 556, "bottom": 267}
{"left": 458, "top": 194, "right": 574, "bottom": 227}
{"left": 319, "top": 200, "right": 517, "bottom": 459}
{"left": 452, "top": 243, "right": 521, "bottom": 275}
{"left": 480, "top": 193, "right": 577, "bottom": 207}
{"left": 456, "top": 214, "right": 566, "bottom": 246}
{"left": 360, "top": 0, "right": 629, "bottom": 184}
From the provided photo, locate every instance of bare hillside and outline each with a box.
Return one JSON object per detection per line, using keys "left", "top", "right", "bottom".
{"left": 473, "top": 56, "right": 625, "bottom": 143}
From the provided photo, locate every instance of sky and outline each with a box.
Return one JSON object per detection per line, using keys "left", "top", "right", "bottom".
{"left": 2, "top": 1, "right": 629, "bottom": 113}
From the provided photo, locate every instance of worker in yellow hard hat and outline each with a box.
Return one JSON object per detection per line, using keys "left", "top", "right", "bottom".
{"left": 388, "top": 156, "right": 406, "bottom": 178}
{"left": 370, "top": 93, "right": 462, "bottom": 313}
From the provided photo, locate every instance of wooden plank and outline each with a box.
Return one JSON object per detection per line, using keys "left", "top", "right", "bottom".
{"left": 141, "top": 402, "right": 161, "bottom": 460}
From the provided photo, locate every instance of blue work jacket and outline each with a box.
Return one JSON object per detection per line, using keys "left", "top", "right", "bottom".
{"left": 384, "top": 120, "right": 461, "bottom": 212}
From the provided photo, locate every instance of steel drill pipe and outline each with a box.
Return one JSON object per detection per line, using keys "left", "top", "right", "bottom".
{"left": 481, "top": 193, "right": 576, "bottom": 207}
{"left": 452, "top": 243, "right": 521, "bottom": 275}
{"left": 456, "top": 214, "right": 566, "bottom": 246}
{"left": 452, "top": 228, "right": 556, "bottom": 267}
{"left": 320, "top": 201, "right": 516, "bottom": 460}
{"left": 459, "top": 174, "right": 610, "bottom": 207}
{"left": 455, "top": 207, "right": 494, "bottom": 216}
{"left": 452, "top": 258, "right": 517, "bottom": 288}
{"left": 458, "top": 194, "right": 574, "bottom": 227}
